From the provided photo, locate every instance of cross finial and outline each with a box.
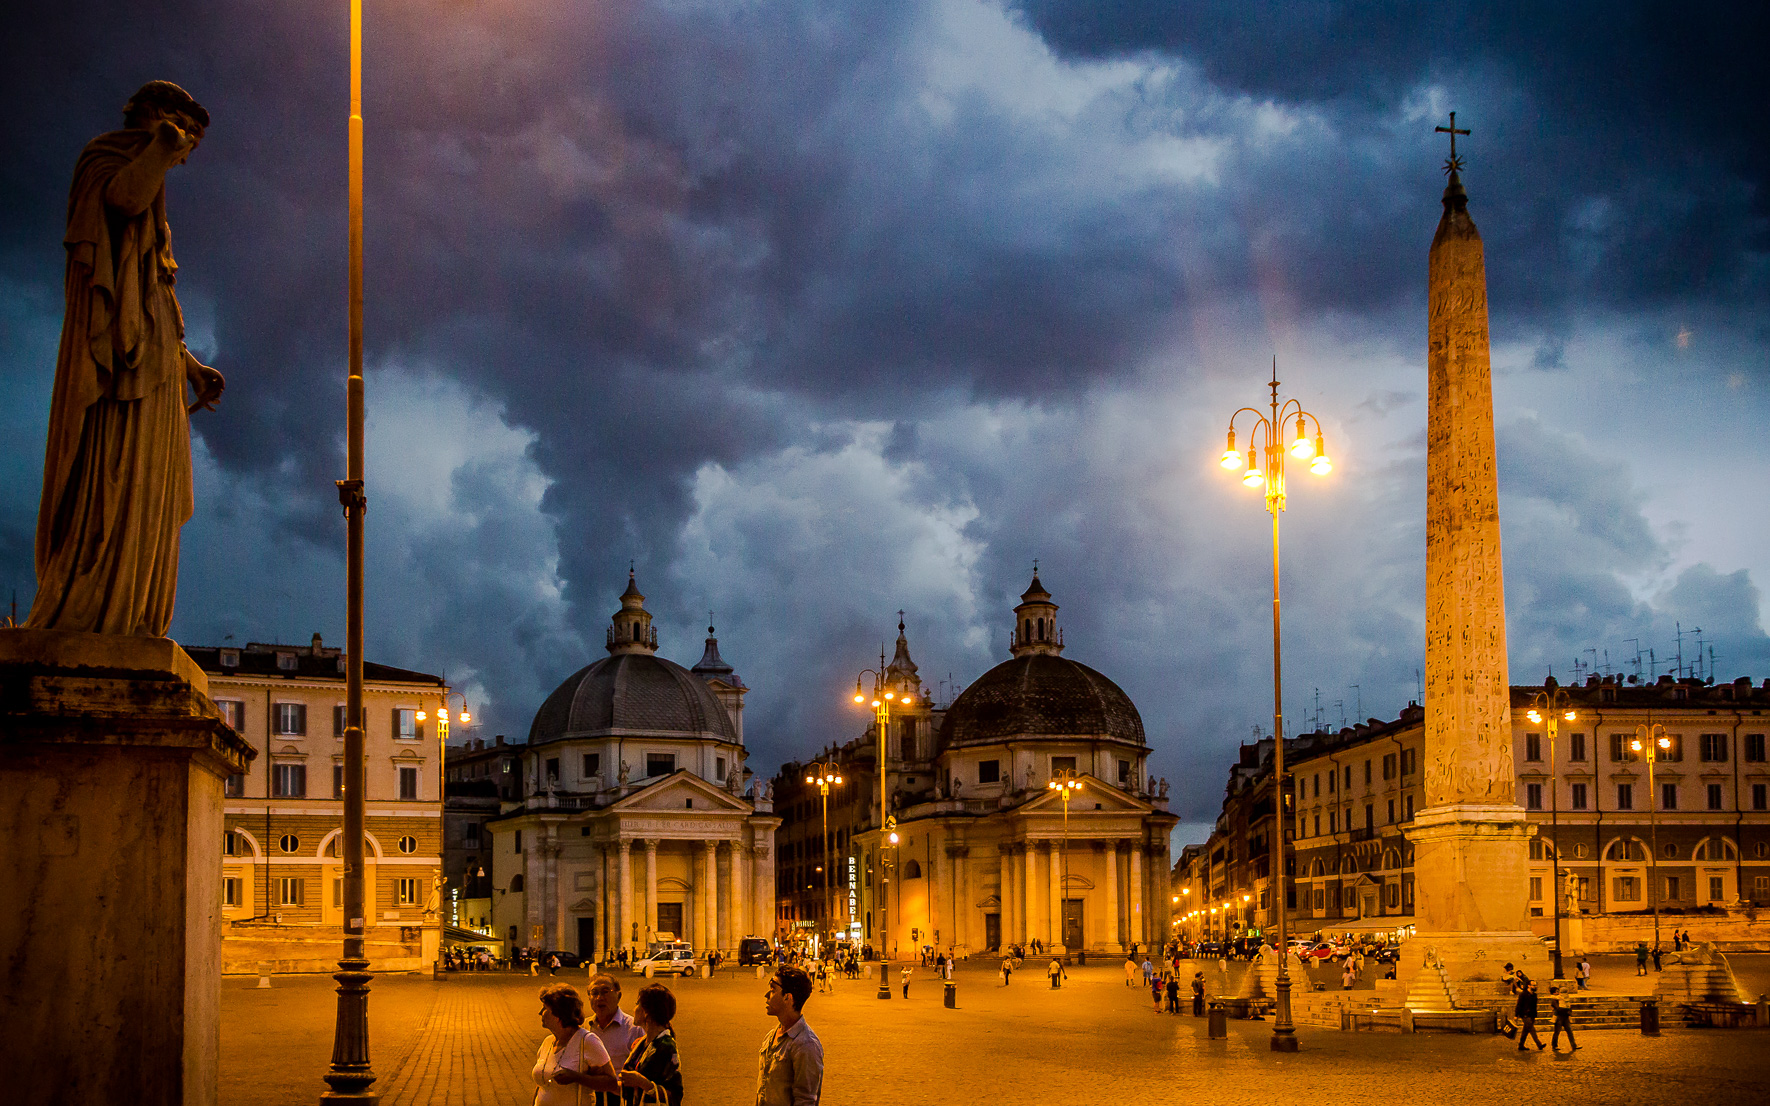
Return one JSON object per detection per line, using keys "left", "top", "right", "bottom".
{"left": 1032, "top": 558, "right": 1039, "bottom": 575}
{"left": 1435, "top": 111, "right": 1470, "bottom": 175}
{"left": 897, "top": 609, "right": 906, "bottom": 632}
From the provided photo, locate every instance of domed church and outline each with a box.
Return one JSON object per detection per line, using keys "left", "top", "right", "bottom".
{"left": 490, "top": 573, "right": 779, "bottom": 959}
{"left": 842, "top": 572, "right": 1177, "bottom": 956}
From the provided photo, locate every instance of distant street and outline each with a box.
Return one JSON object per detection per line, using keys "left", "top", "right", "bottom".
{"left": 224, "top": 955, "right": 1770, "bottom": 1105}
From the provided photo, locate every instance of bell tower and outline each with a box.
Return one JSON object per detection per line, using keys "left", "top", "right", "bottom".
{"left": 1010, "top": 566, "right": 1063, "bottom": 658}
{"left": 605, "top": 569, "right": 658, "bottom": 655}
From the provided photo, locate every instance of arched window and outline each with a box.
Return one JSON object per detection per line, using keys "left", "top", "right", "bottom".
{"left": 1381, "top": 849, "right": 1399, "bottom": 871}
{"left": 903, "top": 859, "right": 922, "bottom": 879}
{"left": 1605, "top": 839, "right": 1644, "bottom": 862}
{"left": 1695, "top": 838, "right": 1737, "bottom": 861}
{"left": 510, "top": 874, "right": 525, "bottom": 893}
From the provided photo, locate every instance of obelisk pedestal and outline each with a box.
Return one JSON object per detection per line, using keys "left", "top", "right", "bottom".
{"left": 0, "top": 629, "right": 255, "bottom": 1106}
{"left": 1401, "top": 151, "right": 1546, "bottom": 1004}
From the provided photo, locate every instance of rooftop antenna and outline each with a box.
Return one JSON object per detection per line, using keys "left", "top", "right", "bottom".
{"left": 1707, "top": 645, "right": 1718, "bottom": 684}
{"left": 1586, "top": 648, "right": 1599, "bottom": 677}
{"left": 1648, "top": 647, "right": 1658, "bottom": 680}
{"left": 1625, "top": 638, "right": 1642, "bottom": 682}
{"left": 1351, "top": 683, "right": 1361, "bottom": 721}
{"left": 1415, "top": 667, "right": 1424, "bottom": 704}
{"left": 1334, "top": 699, "right": 1346, "bottom": 730}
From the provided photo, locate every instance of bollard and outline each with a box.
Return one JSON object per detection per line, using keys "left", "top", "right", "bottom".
{"left": 757, "top": 964, "right": 766, "bottom": 980}
{"left": 1758, "top": 993, "right": 1767, "bottom": 1029}
{"left": 1207, "top": 1002, "right": 1228, "bottom": 1039}
{"left": 701, "top": 963, "right": 710, "bottom": 980}
{"left": 944, "top": 981, "right": 957, "bottom": 1009}
{"left": 1640, "top": 998, "right": 1660, "bottom": 1037}
{"left": 256, "top": 962, "right": 271, "bottom": 989}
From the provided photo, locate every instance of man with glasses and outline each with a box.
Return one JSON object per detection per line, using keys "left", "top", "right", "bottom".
{"left": 585, "top": 974, "right": 646, "bottom": 1079}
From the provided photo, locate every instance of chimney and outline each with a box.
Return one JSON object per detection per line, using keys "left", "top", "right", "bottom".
{"left": 495, "top": 734, "right": 506, "bottom": 746}
{"left": 311, "top": 632, "right": 323, "bottom": 656}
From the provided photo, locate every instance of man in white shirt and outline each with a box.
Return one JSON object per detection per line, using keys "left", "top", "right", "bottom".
{"left": 585, "top": 973, "right": 646, "bottom": 1071}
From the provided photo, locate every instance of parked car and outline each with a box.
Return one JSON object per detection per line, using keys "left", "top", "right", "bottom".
{"left": 1370, "top": 943, "right": 1403, "bottom": 964}
{"left": 541, "top": 950, "right": 584, "bottom": 969}
{"left": 1192, "top": 941, "right": 1225, "bottom": 958}
{"left": 738, "top": 936, "right": 773, "bottom": 966}
{"left": 634, "top": 947, "right": 699, "bottom": 977}
{"left": 1303, "top": 943, "right": 1343, "bottom": 961}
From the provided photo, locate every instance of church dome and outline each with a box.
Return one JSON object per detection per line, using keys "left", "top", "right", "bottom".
{"left": 528, "top": 653, "right": 737, "bottom": 744}
{"left": 938, "top": 652, "right": 1145, "bottom": 750}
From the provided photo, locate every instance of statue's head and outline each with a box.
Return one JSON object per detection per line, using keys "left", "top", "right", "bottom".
{"left": 124, "top": 81, "right": 210, "bottom": 140}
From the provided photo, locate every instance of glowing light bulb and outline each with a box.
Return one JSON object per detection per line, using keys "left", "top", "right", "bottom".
{"left": 1310, "top": 452, "right": 1332, "bottom": 475}
{"left": 1527, "top": 710, "right": 1542, "bottom": 723}
{"left": 1290, "top": 416, "right": 1314, "bottom": 458}
{"left": 460, "top": 711, "right": 470, "bottom": 724}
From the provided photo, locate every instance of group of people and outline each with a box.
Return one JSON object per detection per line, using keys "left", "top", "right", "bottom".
{"left": 1499, "top": 962, "right": 1580, "bottom": 1053}
{"left": 441, "top": 947, "right": 495, "bottom": 971}
{"left": 531, "top": 966, "right": 826, "bottom": 1106}
{"left": 1635, "top": 931, "right": 1695, "bottom": 975}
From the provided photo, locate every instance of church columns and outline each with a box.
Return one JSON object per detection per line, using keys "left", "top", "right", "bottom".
{"left": 1047, "top": 842, "right": 1061, "bottom": 946}
{"left": 701, "top": 839, "right": 720, "bottom": 952}
{"left": 596, "top": 845, "right": 610, "bottom": 962}
{"left": 1021, "top": 843, "right": 1039, "bottom": 945}
{"left": 1129, "top": 841, "right": 1145, "bottom": 947}
{"left": 644, "top": 839, "right": 659, "bottom": 946}
{"left": 997, "top": 845, "right": 1014, "bottom": 948}
{"left": 953, "top": 846, "right": 970, "bottom": 951}
{"left": 752, "top": 845, "right": 772, "bottom": 940}
{"left": 730, "top": 844, "right": 748, "bottom": 944}
{"left": 617, "top": 839, "right": 634, "bottom": 954}
{"left": 1105, "top": 841, "right": 1120, "bottom": 952}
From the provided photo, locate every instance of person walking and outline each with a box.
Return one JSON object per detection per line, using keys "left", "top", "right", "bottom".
{"left": 900, "top": 963, "right": 912, "bottom": 999}
{"left": 1341, "top": 960, "right": 1356, "bottom": 990}
{"left": 1001, "top": 955, "right": 1013, "bottom": 986}
{"left": 1515, "top": 979, "right": 1546, "bottom": 1051}
{"left": 615, "top": 984, "right": 685, "bottom": 1106}
{"left": 758, "top": 966, "right": 823, "bottom": 1106}
{"left": 1651, "top": 945, "right": 1663, "bottom": 972}
{"left": 1124, "top": 956, "right": 1138, "bottom": 987}
{"left": 1635, "top": 941, "right": 1649, "bottom": 976}
{"left": 1048, "top": 957, "right": 1065, "bottom": 990}
{"left": 1190, "top": 971, "right": 1206, "bottom": 1017}
{"left": 1164, "top": 974, "right": 1180, "bottom": 1014}
{"left": 532, "top": 984, "right": 618, "bottom": 1106}
{"left": 1576, "top": 955, "right": 1591, "bottom": 991}
{"left": 1548, "top": 985, "right": 1580, "bottom": 1052}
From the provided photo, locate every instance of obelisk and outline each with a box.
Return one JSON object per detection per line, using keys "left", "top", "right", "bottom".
{"left": 1404, "top": 116, "right": 1541, "bottom": 1000}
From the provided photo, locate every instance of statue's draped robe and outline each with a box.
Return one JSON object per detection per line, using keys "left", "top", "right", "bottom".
{"left": 27, "top": 129, "right": 193, "bottom": 636}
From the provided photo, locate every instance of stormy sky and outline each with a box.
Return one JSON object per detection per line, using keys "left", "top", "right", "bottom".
{"left": 4, "top": 1, "right": 1767, "bottom": 840}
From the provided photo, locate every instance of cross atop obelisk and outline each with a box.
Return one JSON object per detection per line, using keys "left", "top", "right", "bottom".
{"left": 1435, "top": 111, "right": 1470, "bottom": 172}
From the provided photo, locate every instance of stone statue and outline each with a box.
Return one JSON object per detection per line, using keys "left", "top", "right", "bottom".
{"left": 1158, "top": 778, "right": 1170, "bottom": 799}
{"left": 951, "top": 778, "right": 963, "bottom": 798}
{"left": 725, "top": 767, "right": 742, "bottom": 794}
{"left": 424, "top": 873, "right": 446, "bottom": 916}
{"left": 618, "top": 760, "right": 630, "bottom": 785}
{"left": 761, "top": 780, "right": 773, "bottom": 802}
{"left": 26, "top": 82, "right": 225, "bottom": 637}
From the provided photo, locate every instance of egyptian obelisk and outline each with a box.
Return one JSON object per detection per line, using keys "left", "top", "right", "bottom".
{"left": 1404, "top": 116, "right": 1541, "bottom": 1002}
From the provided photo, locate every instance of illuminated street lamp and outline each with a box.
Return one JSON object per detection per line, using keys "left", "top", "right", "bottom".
{"left": 1216, "top": 362, "right": 1334, "bottom": 1054}
{"left": 1630, "top": 723, "right": 1673, "bottom": 954}
{"left": 1048, "top": 771, "right": 1083, "bottom": 952}
{"left": 853, "top": 663, "right": 914, "bottom": 998}
{"left": 1525, "top": 678, "right": 1576, "bottom": 978}
{"left": 805, "top": 761, "right": 845, "bottom": 953}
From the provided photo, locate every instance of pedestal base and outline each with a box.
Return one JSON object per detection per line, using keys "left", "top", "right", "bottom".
{"left": 0, "top": 630, "right": 253, "bottom": 1106}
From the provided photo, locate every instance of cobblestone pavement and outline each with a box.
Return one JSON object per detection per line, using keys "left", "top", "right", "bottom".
{"left": 223, "top": 956, "right": 1770, "bottom": 1106}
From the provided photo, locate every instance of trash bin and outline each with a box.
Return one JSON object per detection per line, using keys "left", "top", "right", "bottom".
{"left": 944, "top": 982, "right": 957, "bottom": 1009}
{"left": 1640, "top": 998, "right": 1660, "bottom": 1036}
{"left": 1207, "top": 1002, "right": 1228, "bottom": 1039}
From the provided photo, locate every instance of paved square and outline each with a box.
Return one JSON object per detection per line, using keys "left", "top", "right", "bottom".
{"left": 223, "top": 955, "right": 1770, "bottom": 1105}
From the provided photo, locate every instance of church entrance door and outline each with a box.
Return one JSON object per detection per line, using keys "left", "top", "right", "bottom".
{"left": 657, "top": 902, "right": 684, "bottom": 943}
{"left": 984, "top": 913, "right": 1001, "bottom": 950}
{"left": 1061, "top": 899, "right": 1084, "bottom": 950}
{"left": 577, "top": 917, "right": 595, "bottom": 959}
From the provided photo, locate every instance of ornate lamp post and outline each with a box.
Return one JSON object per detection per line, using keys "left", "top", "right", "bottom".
{"left": 325, "top": 0, "right": 374, "bottom": 1098}
{"left": 1216, "top": 363, "right": 1333, "bottom": 1054}
{"left": 854, "top": 667, "right": 912, "bottom": 998}
{"left": 805, "top": 761, "right": 845, "bottom": 955}
{"left": 1525, "top": 679, "right": 1575, "bottom": 979}
{"left": 1631, "top": 723, "right": 1672, "bottom": 954}
{"left": 1047, "top": 771, "right": 1082, "bottom": 952}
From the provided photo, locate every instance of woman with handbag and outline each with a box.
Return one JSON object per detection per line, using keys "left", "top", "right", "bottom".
{"left": 534, "top": 984, "right": 618, "bottom": 1106}
{"left": 617, "top": 984, "right": 685, "bottom": 1106}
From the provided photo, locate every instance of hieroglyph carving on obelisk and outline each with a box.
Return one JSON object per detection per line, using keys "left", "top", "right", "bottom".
{"left": 1423, "top": 118, "right": 1512, "bottom": 810}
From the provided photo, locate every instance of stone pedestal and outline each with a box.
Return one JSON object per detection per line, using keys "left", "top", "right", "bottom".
{"left": 0, "top": 629, "right": 254, "bottom": 1106}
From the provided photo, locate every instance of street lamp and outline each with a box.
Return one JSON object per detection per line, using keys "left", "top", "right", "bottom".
{"left": 1047, "top": 771, "right": 1083, "bottom": 952}
{"left": 853, "top": 666, "right": 914, "bottom": 998}
{"left": 325, "top": 0, "right": 373, "bottom": 1098}
{"left": 1526, "top": 678, "right": 1576, "bottom": 979}
{"left": 1216, "top": 363, "right": 1333, "bottom": 1053}
{"left": 1630, "top": 723, "right": 1672, "bottom": 955}
{"left": 805, "top": 762, "right": 845, "bottom": 955}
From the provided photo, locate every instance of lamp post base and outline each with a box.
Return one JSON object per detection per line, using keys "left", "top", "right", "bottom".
{"left": 1271, "top": 970, "right": 1299, "bottom": 1051}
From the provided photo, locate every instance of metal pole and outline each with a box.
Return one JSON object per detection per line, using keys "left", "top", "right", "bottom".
{"left": 1268, "top": 383, "right": 1297, "bottom": 1052}
{"left": 877, "top": 698, "right": 891, "bottom": 999}
{"left": 323, "top": 0, "right": 375, "bottom": 1099}
{"left": 1549, "top": 706, "right": 1563, "bottom": 979}
{"left": 821, "top": 782, "right": 831, "bottom": 954}
{"left": 1647, "top": 743, "right": 1659, "bottom": 955}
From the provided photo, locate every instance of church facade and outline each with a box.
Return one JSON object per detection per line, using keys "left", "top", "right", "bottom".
{"left": 777, "top": 574, "right": 1177, "bottom": 956}
{"left": 489, "top": 574, "right": 778, "bottom": 958}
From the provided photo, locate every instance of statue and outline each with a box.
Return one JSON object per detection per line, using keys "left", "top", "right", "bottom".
{"left": 424, "top": 873, "right": 446, "bottom": 916}
{"left": 1158, "top": 778, "right": 1170, "bottom": 800}
{"left": 761, "top": 780, "right": 774, "bottom": 802}
{"left": 26, "top": 82, "right": 225, "bottom": 637}
{"left": 951, "top": 778, "right": 964, "bottom": 798}
{"left": 618, "top": 760, "right": 630, "bottom": 785}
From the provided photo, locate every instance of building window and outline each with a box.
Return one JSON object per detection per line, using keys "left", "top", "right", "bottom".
{"left": 399, "top": 766, "right": 419, "bottom": 800}
{"left": 273, "top": 763, "right": 307, "bottom": 798}
{"left": 1118, "top": 759, "right": 1131, "bottom": 784}
{"left": 1529, "top": 876, "right": 1543, "bottom": 901}
{"left": 1665, "top": 875, "right": 1681, "bottom": 901}
{"left": 465, "top": 822, "right": 481, "bottom": 849}
{"left": 1329, "top": 811, "right": 1338, "bottom": 834}
{"left": 398, "top": 835, "right": 417, "bottom": 854}
{"left": 277, "top": 652, "right": 298, "bottom": 671}
{"left": 1707, "top": 783, "right": 1724, "bottom": 810}
{"left": 1616, "top": 783, "right": 1634, "bottom": 810}
{"left": 716, "top": 756, "right": 727, "bottom": 781}
{"left": 225, "top": 773, "right": 244, "bottom": 797}
{"left": 1524, "top": 733, "right": 1542, "bottom": 762}
{"left": 1661, "top": 783, "right": 1677, "bottom": 810}
{"left": 274, "top": 703, "right": 307, "bottom": 736}
{"left": 1050, "top": 756, "right": 1077, "bottom": 776}
{"left": 1753, "top": 783, "right": 1767, "bottom": 811}
{"left": 223, "top": 877, "right": 242, "bottom": 907}
{"left": 1660, "top": 734, "right": 1683, "bottom": 761}
{"left": 1525, "top": 783, "right": 1543, "bottom": 810}
{"left": 334, "top": 705, "right": 348, "bottom": 737}
{"left": 1567, "top": 732, "right": 1586, "bottom": 761}
{"left": 220, "top": 648, "right": 240, "bottom": 668}
{"left": 1606, "top": 839, "right": 1643, "bottom": 861}
{"left": 544, "top": 757, "right": 560, "bottom": 784}
{"left": 1386, "top": 799, "right": 1395, "bottom": 823}
{"left": 646, "top": 754, "right": 675, "bottom": 778}
{"left": 1313, "top": 814, "right": 1320, "bottom": 836}
{"left": 1399, "top": 748, "right": 1416, "bottom": 776}
{"left": 215, "top": 699, "right": 244, "bottom": 730}
{"left": 396, "top": 878, "right": 419, "bottom": 906}
{"left": 1403, "top": 795, "right": 1414, "bottom": 820}
{"left": 394, "top": 708, "right": 420, "bottom": 741}
{"left": 334, "top": 764, "right": 346, "bottom": 799}
{"left": 1364, "top": 759, "right": 1372, "bottom": 784}
{"left": 583, "top": 753, "right": 600, "bottom": 779}
{"left": 1385, "top": 883, "right": 1400, "bottom": 909}
{"left": 1344, "top": 766, "right": 1352, "bottom": 788}
{"left": 513, "top": 830, "right": 522, "bottom": 852}
{"left": 978, "top": 760, "right": 1000, "bottom": 784}
{"left": 1662, "top": 841, "right": 1678, "bottom": 859}
{"left": 1613, "top": 876, "right": 1640, "bottom": 903}
{"left": 510, "top": 874, "right": 525, "bottom": 893}
{"left": 277, "top": 877, "right": 303, "bottom": 906}
{"left": 1745, "top": 733, "right": 1766, "bottom": 762}
{"left": 1757, "top": 875, "right": 1769, "bottom": 898}
{"left": 903, "top": 859, "right": 922, "bottom": 878}
{"left": 1312, "top": 774, "right": 1320, "bottom": 798}
{"left": 1382, "top": 753, "right": 1396, "bottom": 780}
{"left": 1570, "top": 783, "right": 1587, "bottom": 810}
{"left": 279, "top": 833, "right": 300, "bottom": 853}
{"left": 1709, "top": 876, "right": 1725, "bottom": 901}
{"left": 1365, "top": 804, "right": 1374, "bottom": 831}
{"left": 1328, "top": 771, "right": 1336, "bottom": 794}
{"left": 1700, "top": 733, "right": 1728, "bottom": 762}
{"left": 1610, "top": 734, "right": 1637, "bottom": 763}
{"left": 223, "top": 830, "right": 242, "bottom": 856}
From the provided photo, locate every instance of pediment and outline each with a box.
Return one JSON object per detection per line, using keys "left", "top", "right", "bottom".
{"left": 1015, "top": 777, "right": 1153, "bottom": 814}
{"left": 606, "top": 770, "right": 753, "bottom": 814}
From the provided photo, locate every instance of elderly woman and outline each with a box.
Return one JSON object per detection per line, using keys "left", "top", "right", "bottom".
{"left": 617, "top": 984, "right": 684, "bottom": 1106}
{"left": 533, "top": 983, "right": 618, "bottom": 1106}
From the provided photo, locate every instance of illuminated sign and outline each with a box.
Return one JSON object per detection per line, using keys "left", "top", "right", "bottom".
{"left": 847, "top": 855, "right": 858, "bottom": 921}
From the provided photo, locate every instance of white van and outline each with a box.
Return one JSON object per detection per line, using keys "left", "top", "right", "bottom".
{"left": 634, "top": 947, "right": 698, "bottom": 978}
